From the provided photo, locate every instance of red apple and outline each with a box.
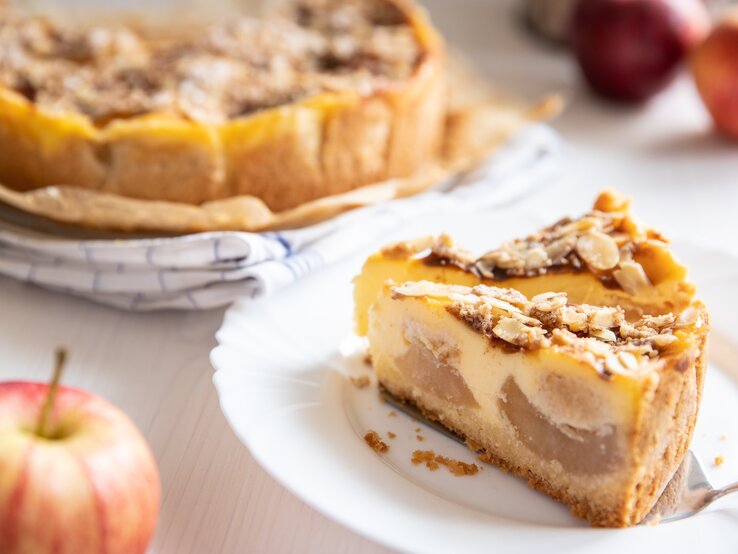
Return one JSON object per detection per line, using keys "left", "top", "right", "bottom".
{"left": 571, "top": 0, "right": 710, "bottom": 102}
{"left": 0, "top": 351, "right": 160, "bottom": 554}
{"left": 692, "top": 10, "right": 738, "bottom": 139}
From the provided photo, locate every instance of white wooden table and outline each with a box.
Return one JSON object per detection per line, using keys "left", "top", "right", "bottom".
{"left": 2, "top": 1, "right": 738, "bottom": 552}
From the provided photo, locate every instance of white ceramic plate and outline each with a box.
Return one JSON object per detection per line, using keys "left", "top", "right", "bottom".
{"left": 211, "top": 215, "right": 738, "bottom": 553}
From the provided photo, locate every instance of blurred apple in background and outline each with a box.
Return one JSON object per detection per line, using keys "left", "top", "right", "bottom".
{"left": 692, "top": 9, "right": 738, "bottom": 139}
{"left": 571, "top": 0, "right": 710, "bottom": 102}
{"left": 0, "top": 350, "right": 160, "bottom": 554}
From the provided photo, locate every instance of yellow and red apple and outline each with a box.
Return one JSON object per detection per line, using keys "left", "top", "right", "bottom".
{"left": 0, "top": 353, "right": 160, "bottom": 554}
{"left": 692, "top": 10, "right": 738, "bottom": 139}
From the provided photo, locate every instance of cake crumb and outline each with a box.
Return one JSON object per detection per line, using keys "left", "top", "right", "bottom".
{"left": 388, "top": 411, "right": 397, "bottom": 417}
{"left": 411, "top": 450, "right": 479, "bottom": 476}
{"left": 349, "top": 375, "right": 371, "bottom": 389}
{"left": 465, "top": 438, "right": 483, "bottom": 452}
{"left": 719, "top": 434, "right": 728, "bottom": 441}
{"left": 363, "top": 352, "right": 373, "bottom": 366}
{"left": 715, "top": 455, "right": 725, "bottom": 467}
{"left": 416, "top": 434, "right": 425, "bottom": 442}
{"left": 415, "top": 427, "right": 421, "bottom": 433}
{"left": 387, "top": 431, "right": 396, "bottom": 439}
{"left": 412, "top": 450, "right": 439, "bottom": 470}
{"left": 364, "top": 430, "right": 389, "bottom": 453}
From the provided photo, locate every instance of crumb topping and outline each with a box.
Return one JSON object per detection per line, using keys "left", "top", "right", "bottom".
{"left": 473, "top": 191, "right": 661, "bottom": 290}
{"left": 392, "top": 280, "right": 704, "bottom": 378}
{"left": 411, "top": 449, "right": 480, "bottom": 476}
{"left": 0, "top": 0, "right": 420, "bottom": 124}
{"left": 380, "top": 191, "right": 673, "bottom": 297}
{"left": 349, "top": 375, "right": 371, "bottom": 389}
{"left": 364, "top": 430, "right": 389, "bottom": 453}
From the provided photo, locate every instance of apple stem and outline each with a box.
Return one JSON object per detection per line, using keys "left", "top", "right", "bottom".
{"left": 36, "top": 348, "right": 67, "bottom": 438}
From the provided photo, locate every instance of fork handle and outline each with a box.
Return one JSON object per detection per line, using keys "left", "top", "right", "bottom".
{"left": 712, "top": 481, "right": 738, "bottom": 502}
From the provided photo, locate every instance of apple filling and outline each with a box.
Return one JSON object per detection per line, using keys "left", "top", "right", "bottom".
{"left": 392, "top": 316, "right": 625, "bottom": 476}
{"left": 498, "top": 377, "right": 622, "bottom": 475}
{"left": 397, "top": 323, "right": 478, "bottom": 407}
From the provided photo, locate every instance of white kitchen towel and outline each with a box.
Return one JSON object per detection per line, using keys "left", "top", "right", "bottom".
{"left": 0, "top": 124, "right": 565, "bottom": 310}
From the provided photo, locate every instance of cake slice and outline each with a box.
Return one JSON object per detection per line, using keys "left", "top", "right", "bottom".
{"left": 368, "top": 280, "right": 709, "bottom": 527}
{"left": 354, "top": 190, "right": 695, "bottom": 335}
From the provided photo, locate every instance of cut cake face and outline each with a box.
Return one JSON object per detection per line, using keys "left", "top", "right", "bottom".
{"left": 367, "top": 281, "right": 709, "bottom": 527}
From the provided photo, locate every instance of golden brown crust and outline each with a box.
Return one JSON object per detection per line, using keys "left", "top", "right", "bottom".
{"left": 624, "top": 324, "right": 708, "bottom": 526}
{"left": 0, "top": 0, "right": 446, "bottom": 212}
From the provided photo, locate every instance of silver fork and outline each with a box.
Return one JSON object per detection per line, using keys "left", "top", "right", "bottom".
{"left": 643, "top": 450, "right": 738, "bottom": 524}
{"left": 379, "top": 388, "right": 738, "bottom": 525}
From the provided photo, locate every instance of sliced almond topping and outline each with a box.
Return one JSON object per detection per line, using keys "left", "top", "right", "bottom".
{"left": 531, "top": 291, "right": 568, "bottom": 312}
{"left": 604, "top": 354, "right": 624, "bottom": 375}
{"left": 523, "top": 246, "right": 549, "bottom": 270}
{"left": 551, "top": 328, "right": 577, "bottom": 345}
{"left": 493, "top": 317, "right": 547, "bottom": 347}
{"left": 559, "top": 306, "right": 588, "bottom": 332}
{"left": 624, "top": 343, "right": 655, "bottom": 357}
{"left": 491, "top": 249, "right": 524, "bottom": 270}
{"left": 617, "top": 351, "right": 639, "bottom": 370}
{"left": 639, "top": 314, "right": 676, "bottom": 329}
{"left": 613, "top": 261, "right": 652, "bottom": 295}
{"left": 510, "top": 311, "right": 542, "bottom": 327}
{"left": 583, "top": 337, "right": 613, "bottom": 355}
{"left": 545, "top": 235, "right": 577, "bottom": 264}
{"left": 650, "top": 334, "right": 677, "bottom": 349}
{"left": 448, "top": 293, "right": 483, "bottom": 306}
{"left": 675, "top": 306, "right": 699, "bottom": 328}
{"left": 588, "top": 306, "right": 624, "bottom": 329}
{"left": 492, "top": 317, "right": 527, "bottom": 345}
{"left": 576, "top": 230, "right": 620, "bottom": 271}
{"left": 483, "top": 296, "right": 522, "bottom": 315}
{"left": 558, "top": 216, "right": 599, "bottom": 236}
{"left": 393, "top": 280, "right": 465, "bottom": 298}
{"left": 590, "top": 328, "right": 617, "bottom": 342}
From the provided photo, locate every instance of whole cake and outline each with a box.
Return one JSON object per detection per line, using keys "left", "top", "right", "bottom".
{"left": 0, "top": 0, "right": 445, "bottom": 211}
{"left": 354, "top": 190, "right": 709, "bottom": 527}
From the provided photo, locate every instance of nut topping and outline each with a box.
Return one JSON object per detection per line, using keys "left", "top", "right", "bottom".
{"left": 393, "top": 281, "right": 698, "bottom": 378}
{"left": 545, "top": 235, "right": 577, "bottom": 264}
{"left": 467, "top": 192, "right": 661, "bottom": 295}
{"left": 612, "top": 261, "right": 652, "bottom": 295}
{"left": 493, "top": 317, "right": 547, "bottom": 347}
{"left": 531, "top": 292, "right": 568, "bottom": 312}
{"left": 576, "top": 231, "right": 620, "bottom": 271}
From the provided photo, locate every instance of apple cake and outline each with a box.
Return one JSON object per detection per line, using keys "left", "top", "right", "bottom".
{"left": 355, "top": 190, "right": 709, "bottom": 526}
{"left": 354, "top": 190, "right": 696, "bottom": 335}
{"left": 368, "top": 280, "right": 709, "bottom": 527}
{"left": 0, "top": 0, "right": 445, "bottom": 211}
